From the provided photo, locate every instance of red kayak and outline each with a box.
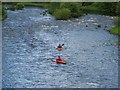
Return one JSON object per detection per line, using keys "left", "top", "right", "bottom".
{"left": 52, "top": 60, "right": 66, "bottom": 64}
{"left": 57, "top": 48, "right": 62, "bottom": 51}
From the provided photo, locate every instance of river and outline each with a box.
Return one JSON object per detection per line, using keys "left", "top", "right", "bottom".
{"left": 2, "top": 7, "right": 118, "bottom": 88}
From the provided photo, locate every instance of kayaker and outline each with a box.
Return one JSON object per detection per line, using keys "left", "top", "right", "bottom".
{"left": 56, "top": 56, "right": 62, "bottom": 62}
{"left": 51, "top": 56, "right": 66, "bottom": 64}
{"left": 57, "top": 44, "right": 64, "bottom": 51}
{"left": 57, "top": 44, "right": 62, "bottom": 48}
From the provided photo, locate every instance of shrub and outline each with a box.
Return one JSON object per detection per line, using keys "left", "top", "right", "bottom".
{"left": 53, "top": 8, "right": 71, "bottom": 20}
{"left": 48, "top": 2, "right": 60, "bottom": 14}
{"left": 60, "top": 3, "right": 82, "bottom": 18}
{"left": 16, "top": 3, "right": 24, "bottom": 10}
{"left": 91, "top": 2, "right": 116, "bottom": 15}
{"left": 80, "top": 2, "right": 117, "bottom": 15}
{"left": 9, "top": 5, "right": 15, "bottom": 11}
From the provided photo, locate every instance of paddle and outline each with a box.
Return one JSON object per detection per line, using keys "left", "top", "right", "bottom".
{"left": 62, "top": 44, "right": 64, "bottom": 46}
{"left": 52, "top": 60, "right": 56, "bottom": 62}
{"left": 63, "top": 57, "right": 68, "bottom": 62}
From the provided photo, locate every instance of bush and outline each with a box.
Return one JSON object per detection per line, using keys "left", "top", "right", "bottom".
{"left": 48, "top": 2, "right": 60, "bottom": 14}
{"left": 53, "top": 8, "right": 71, "bottom": 20}
{"left": 91, "top": 2, "right": 116, "bottom": 15}
{"left": 16, "top": 3, "right": 24, "bottom": 10}
{"left": 60, "top": 3, "right": 82, "bottom": 18}
{"left": 9, "top": 5, "right": 15, "bottom": 11}
{"left": 80, "top": 2, "right": 117, "bottom": 15}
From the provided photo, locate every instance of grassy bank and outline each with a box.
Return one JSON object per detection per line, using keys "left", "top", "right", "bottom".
{"left": 108, "top": 17, "right": 120, "bottom": 35}
{"left": 108, "top": 26, "right": 120, "bottom": 35}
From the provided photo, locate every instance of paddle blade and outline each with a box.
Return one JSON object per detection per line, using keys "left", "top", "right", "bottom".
{"left": 62, "top": 44, "right": 64, "bottom": 46}
{"left": 63, "top": 57, "right": 68, "bottom": 62}
{"left": 52, "top": 60, "right": 56, "bottom": 62}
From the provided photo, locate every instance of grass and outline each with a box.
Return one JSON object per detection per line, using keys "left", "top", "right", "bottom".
{"left": 108, "top": 26, "right": 120, "bottom": 35}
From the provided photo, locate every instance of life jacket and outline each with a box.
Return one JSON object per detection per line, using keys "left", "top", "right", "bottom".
{"left": 56, "top": 58, "right": 62, "bottom": 61}
{"left": 57, "top": 48, "right": 62, "bottom": 51}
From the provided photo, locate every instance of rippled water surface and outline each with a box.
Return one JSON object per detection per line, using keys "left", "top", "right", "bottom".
{"left": 2, "top": 7, "right": 118, "bottom": 88}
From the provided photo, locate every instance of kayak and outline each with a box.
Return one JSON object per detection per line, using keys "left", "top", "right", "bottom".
{"left": 52, "top": 60, "right": 66, "bottom": 64}
{"left": 57, "top": 48, "right": 62, "bottom": 51}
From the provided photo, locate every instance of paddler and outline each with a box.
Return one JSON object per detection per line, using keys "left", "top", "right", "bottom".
{"left": 56, "top": 56, "right": 62, "bottom": 62}
{"left": 57, "top": 44, "right": 64, "bottom": 51}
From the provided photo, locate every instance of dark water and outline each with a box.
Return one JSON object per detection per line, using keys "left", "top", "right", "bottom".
{"left": 2, "top": 7, "right": 118, "bottom": 88}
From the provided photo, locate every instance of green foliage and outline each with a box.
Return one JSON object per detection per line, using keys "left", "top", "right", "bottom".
{"left": 2, "top": 5, "right": 7, "bottom": 20}
{"left": 48, "top": 2, "right": 60, "bottom": 14}
{"left": 60, "top": 3, "right": 82, "bottom": 18}
{"left": 80, "top": 2, "right": 117, "bottom": 16}
{"left": 80, "top": 6, "right": 99, "bottom": 14}
{"left": 3, "top": 2, "right": 118, "bottom": 20}
{"left": 91, "top": 2, "right": 117, "bottom": 15}
{"left": 108, "top": 26, "right": 120, "bottom": 35}
{"left": 16, "top": 3, "right": 24, "bottom": 10}
{"left": 116, "top": 2, "right": 120, "bottom": 15}
{"left": 48, "top": 2, "right": 83, "bottom": 19}
{"left": 53, "top": 8, "right": 71, "bottom": 20}
{"left": 9, "top": 5, "right": 15, "bottom": 11}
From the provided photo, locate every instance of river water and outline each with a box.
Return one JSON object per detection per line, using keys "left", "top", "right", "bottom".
{"left": 2, "top": 7, "right": 118, "bottom": 88}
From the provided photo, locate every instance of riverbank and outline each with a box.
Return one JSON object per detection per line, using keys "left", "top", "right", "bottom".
{"left": 108, "top": 17, "right": 120, "bottom": 35}
{"left": 2, "top": 2, "right": 119, "bottom": 20}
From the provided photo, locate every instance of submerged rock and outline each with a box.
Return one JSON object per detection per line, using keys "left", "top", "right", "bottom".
{"left": 97, "top": 25, "right": 101, "bottom": 28}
